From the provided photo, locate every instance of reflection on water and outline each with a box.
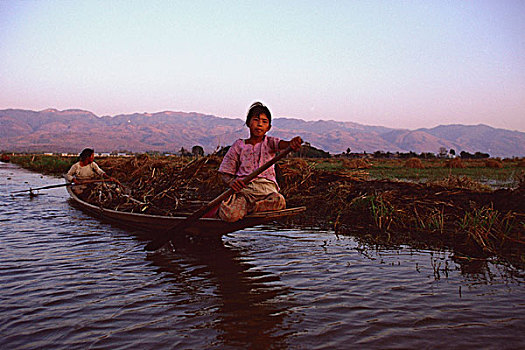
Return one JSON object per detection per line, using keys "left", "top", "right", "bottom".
{"left": 1, "top": 161, "right": 524, "bottom": 349}
{"left": 147, "top": 238, "right": 292, "bottom": 348}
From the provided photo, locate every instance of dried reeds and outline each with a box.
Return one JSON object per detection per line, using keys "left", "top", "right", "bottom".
{"left": 431, "top": 175, "right": 492, "bottom": 192}
{"left": 87, "top": 155, "right": 224, "bottom": 215}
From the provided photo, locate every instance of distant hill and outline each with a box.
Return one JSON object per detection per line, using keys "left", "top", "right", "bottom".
{"left": 1, "top": 108, "right": 524, "bottom": 157}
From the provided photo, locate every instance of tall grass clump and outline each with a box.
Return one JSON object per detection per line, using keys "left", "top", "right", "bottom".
{"left": 458, "top": 205, "right": 524, "bottom": 255}
{"left": 368, "top": 195, "right": 396, "bottom": 231}
{"left": 412, "top": 206, "right": 445, "bottom": 234}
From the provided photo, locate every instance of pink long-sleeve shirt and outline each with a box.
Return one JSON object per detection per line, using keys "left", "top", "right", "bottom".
{"left": 218, "top": 136, "right": 281, "bottom": 185}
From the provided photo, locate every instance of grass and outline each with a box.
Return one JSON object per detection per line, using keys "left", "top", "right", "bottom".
{"left": 414, "top": 206, "right": 445, "bottom": 233}
{"left": 9, "top": 155, "right": 77, "bottom": 176}
{"left": 369, "top": 195, "right": 395, "bottom": 231}
{"left": 457, "top": 205, "right": 524, "bottom": 254}
{"left": 311, "top": 158, "right": 525, "bottom": 189}
{"left": 309, "top": 159, "right": 347, "bottom": 172}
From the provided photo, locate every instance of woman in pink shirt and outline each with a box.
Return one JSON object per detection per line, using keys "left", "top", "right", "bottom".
{"left": 218, "top": 102, "right": 302, "bottom": 222}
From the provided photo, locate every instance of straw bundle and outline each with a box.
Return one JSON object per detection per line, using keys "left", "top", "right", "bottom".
{"left": 445, "top": 158, "right": 465, "bottom": 168}
{"left": 485, "top": 159, "right": 503, "bottom": 168}
{"left": 404, "top": 158, "right": 424, "bottom": 169}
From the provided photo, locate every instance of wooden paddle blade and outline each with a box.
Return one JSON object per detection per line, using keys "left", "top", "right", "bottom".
{"left": 12, "top": 183, "right": 71, "bottom": 193}
{"left": 11, "top": 178, "right": 117, "bottom": 194}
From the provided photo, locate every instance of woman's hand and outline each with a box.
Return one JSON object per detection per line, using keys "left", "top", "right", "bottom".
{"left": 290, "top": 136, "right": 303, "bottom": 151}
{"left": 229, "top": 179, "right": 246, "bottom": 193}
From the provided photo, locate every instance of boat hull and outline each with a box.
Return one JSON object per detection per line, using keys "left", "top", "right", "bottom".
{"left": 66, "top": 186, "right": 305, "bottom": 240}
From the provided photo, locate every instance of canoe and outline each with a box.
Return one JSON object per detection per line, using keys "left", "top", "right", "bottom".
{"left": 66, "top": 186, "right": 306, "bottom": 240}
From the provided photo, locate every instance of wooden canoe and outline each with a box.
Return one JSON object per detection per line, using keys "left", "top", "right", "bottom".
{"left": 66, "top": 186, "right": 306, "bottom": 240}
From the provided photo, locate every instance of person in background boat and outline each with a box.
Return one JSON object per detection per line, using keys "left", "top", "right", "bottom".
{"left": 217, "top": 102, "right": 302, "bottom": 222}
{"left": 65, "top": 148, "right": 115, "bottom": 193}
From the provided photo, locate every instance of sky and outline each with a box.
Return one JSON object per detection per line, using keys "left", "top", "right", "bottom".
{"left": 1, "top": 0, "right": 524, "bottom": 131}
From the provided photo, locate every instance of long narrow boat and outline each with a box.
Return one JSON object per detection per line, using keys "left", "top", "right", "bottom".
{"left": 66, "top": 186, "right": 306, "bottom": 240}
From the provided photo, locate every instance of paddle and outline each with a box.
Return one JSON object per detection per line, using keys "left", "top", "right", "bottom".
{"left": 12, "top": 183, "right": 71, "bottom": 193}
{"left": 12, "top": 179, "right": 115, "bottom": 194}
{"left": 145, "top": 146, "right": 295, "bottom": 251}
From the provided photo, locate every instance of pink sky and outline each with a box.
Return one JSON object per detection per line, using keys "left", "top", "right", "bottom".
{"left": 1, "top": 1, "right": 524, "bottom": 131}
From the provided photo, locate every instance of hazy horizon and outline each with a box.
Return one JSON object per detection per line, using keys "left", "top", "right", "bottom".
{"left": 4, "top": 106, "right": 525, "bottom": 133}
{"left": 1, "top": 1, "right": 524, "bottom": 132}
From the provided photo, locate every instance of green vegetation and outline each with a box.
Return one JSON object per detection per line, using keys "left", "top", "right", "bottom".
{"left": 369, "top": 195, "right": 396, "bottom": 231}
{"left": 309, "top": 158, "right": 525, "bottom": 189}
{"left": 458, "top": 206, "right": 522, "bottom": 253}
{"left": 369, "top": 159, "right": 518, "bottom": 185}
{"left": 9, "top": 154, "right": 76, "bottom": 176}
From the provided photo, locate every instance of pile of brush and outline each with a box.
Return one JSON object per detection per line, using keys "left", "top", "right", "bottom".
{"left": 80, "top": 155, "right": 225, "bottom": 215}
{"left": 84, "top": 155, "right": 369, "bottom": 217}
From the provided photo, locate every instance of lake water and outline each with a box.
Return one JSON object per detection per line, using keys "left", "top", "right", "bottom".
{"left": 1, "top": 162, "right": 523, "bottom": 349}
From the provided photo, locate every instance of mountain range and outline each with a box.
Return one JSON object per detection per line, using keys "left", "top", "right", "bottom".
{"left": 1, "top": 108, "right": 524, "bottom": 158}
